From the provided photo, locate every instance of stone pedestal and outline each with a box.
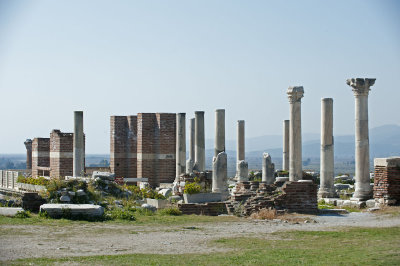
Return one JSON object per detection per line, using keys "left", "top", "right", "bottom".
{"left": 176, "top": 113, "right": 186, "bottom": 181}
{"left": 214, "top": 109, "right": 225, "bottom": 157}
{"left": 282, "top": 120, "right": 289, "bottom": 171}
{"left": 318, "top": 98, "right": 335, "bottom": 198}
{"left": 186, "top": 118, "right": 195, "bottom": 173}
{"left": 262, "top": 153, "right": 275, "bottom": 184}
{"left": 287, "top": 87, "right": 304, "bottom": 181}
{"left": 347, "top": 78, "right": 375, "bottom": 200}
{"left": 212, "top": 152, "right": 228, "bottom": 199}
{"left": 194, "top": 111, "right": 205, "bottom": 172}
{"left": 24, "top": 139, "right": 32, "bottom": 170}
{"left": 73, "top": 111, "right": 84, "bottom": 177}
{"left": 236, "top": 160, "right": 248, "bottom": 182}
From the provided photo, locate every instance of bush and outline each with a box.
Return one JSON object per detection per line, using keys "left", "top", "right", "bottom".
{"left": 158, "top": 207, "right": 182, "bottom": 216}
{"left": 184, "top": 182, "right": 201, "bottom": 195}
{"left": 107, "top": 208, "right": 136, "bottom": 221}
{"left": 14, "top": 210, "right": 30, "bottom": 219}
{"left": 17, "top": 176, "right": 49, "bottom": 186}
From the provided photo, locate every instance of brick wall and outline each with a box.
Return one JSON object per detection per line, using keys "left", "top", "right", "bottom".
{"left": 50, "top": 130, "right": 73, "bottom": 178}
{"left": 275, "top": 181, "right": 318, "bottom": 214}
{"left": 374, "top": 157, "right": 400, "bottom": 205}
{"left": 111, "top": 113, "right": 176, "bottom": 187}
{"left": 32, "top": 138, "right": 50, "bottom": 177}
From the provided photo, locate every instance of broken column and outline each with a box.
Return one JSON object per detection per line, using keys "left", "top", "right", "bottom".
{"left": 262, "top": 153, "right": 275, "bottom": 184}
{"left": 24, "top": 139, "right": 32, "bottom": 170}
{"left": 287, "top": 86, "right": 304, "bottom": 181}
{"left": 194, "top": 111, "right": 205, "bottom": 172}
{"left": 73, "top": 111, "right": 84, "bottom": 177}
{"left": 186, "top": 118, "right": 195, "bottom": 173}
{"left": 282, "top": 120, "right": 289, "bottom": 171}
{"left": 212, "top": 152, "right": 228, "bottom": 199}
{"left": 347, "top": 78, "right": 375, "bottom": 200}
{"left": 318, "top": 98, "right": 335, "bottom": 198}
{"left": 176, "top": 113, "right": 186, "bottom": 181}
{"left": 214, "top": 109, "right": 225, "bottom": 156}
{"left": 235, "top": 120, "right": 248, "bottom": 181}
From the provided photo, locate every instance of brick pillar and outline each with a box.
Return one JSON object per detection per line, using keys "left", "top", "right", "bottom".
{"left": 31, "top": 138, "right": 50, "bottom": 177}
{"left": 374, "top": 157, "right": 400, "bottom": 205}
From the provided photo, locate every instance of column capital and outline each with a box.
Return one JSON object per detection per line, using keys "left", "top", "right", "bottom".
{"left": 24, "top": 139, "right": 32, "bottom": 149}
{"left": 346, "top": 78, "right": 375, "bottom": 96}
{"left": 287, "top": 86, "right": 304, "bottom": 103}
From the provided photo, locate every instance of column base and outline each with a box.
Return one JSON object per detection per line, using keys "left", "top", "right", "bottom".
{"left": 352, "top": 190, "right": 373, "bottom": 201}
{"left": 318, "top": 189, "right": 336, "bottom": 199}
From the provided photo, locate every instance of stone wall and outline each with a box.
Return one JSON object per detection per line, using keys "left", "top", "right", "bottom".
{"left": 32, "top": 138, "right": 50, "bottom": 177}
{"left": 374, "top": 157, "right": 400, "bottom": 205}
{"left": 111, "top": 113, "right": 176, "bottom": 187}
{"left": 178, "top": 202, "right": 227, "bottom": 216}
{"left": 275, "top": 181, "right": 318, "bottom": 214}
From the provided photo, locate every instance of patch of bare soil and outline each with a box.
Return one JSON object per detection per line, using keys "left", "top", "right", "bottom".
{"left": 1, "top": 211, "right": 400, "bottom": 261}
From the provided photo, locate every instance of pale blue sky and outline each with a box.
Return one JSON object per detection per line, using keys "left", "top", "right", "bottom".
{"left": 0, "top": 0, "right": 399, "bottom": 154}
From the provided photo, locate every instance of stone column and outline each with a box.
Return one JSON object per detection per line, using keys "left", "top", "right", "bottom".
{"left": 212, "top": 151, "right": 228, "bottom": 199}
{"left": 282, "top": 120, "right": 289, "bottom": 171}
{"left": 262, "top": 153, "right": 275, "bottom": 184}
{"left": 194, "top": 111, "right": 205, "bottom": 172}
{"left": 73, "top": 111, "right": 84, "bottom": 177}
{"left": 176, "top": 113, "right": 186, "bottom": 181}
{"left": 214, "top": 109, "right": 225, "bottom": 157}
{"left": 347, "top": 78, "right": 375, "bottom": 200}
{"left": 186, "top": 118, "right": 195, "bottom": 173}
{"left": 24, "top": 139, "right": 32, "bottom": 170}
{"left": 235, "top": 120, "right": 248, "bottom": 181}
{"left": 318, "top": 98, "right": 335, "bottom": 198}
{"left": 287, "top": 86, "right": 304, "bottom": 181}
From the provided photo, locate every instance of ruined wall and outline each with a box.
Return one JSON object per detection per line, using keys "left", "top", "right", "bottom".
{"left": 50, "top": 130, "right": 73, "bottom": 178}
{"left": 32, "top": 138, "right": 50, "bottom": 177}
{"left": 374, "top": 157, "right": 400, "bottom": 205}
{"left": 275, "top": 181, "right": 318, "bottom": 214}
{"left": 111, "top": 113, "right": 176, "bottom": 186}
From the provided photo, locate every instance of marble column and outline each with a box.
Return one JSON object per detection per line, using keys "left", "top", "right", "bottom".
{"left": 176, "top": 113, "right": 186, "bottom": 181}
{"left": 235, "top": 120, "right": 248, "bottom": 181}
{"left": 318, "top": 98, "right": 335, "bottom": 198}
{"left": 282, "top": 120, "right": 289, "bottom": 171}
{"left": 212, "top": 151, "right": 228, "bottom": 199}
{"left": 214, "top": 109, "right": 225, "bottom": 157}
{"left": 24, "top": 139, "right": 32, "bottom": 170}
{"left": 194, "top": 111, "right": 205, "bottom": 172}
{"left": 262, "top": 153, "right": 275, "bottom": 184}
{"left": 347, "top": 78, "right": 375, "bottom": 200}
{"left": 287, "top": 86, "right": 304, "bottom": 181}
{"left": 186, "top": 118, "right": 195, "bottom": 173}
{"left": 73, "top": 111, "right": 84, "bottom": 177}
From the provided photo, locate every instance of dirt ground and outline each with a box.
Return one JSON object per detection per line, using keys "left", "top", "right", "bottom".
{"left": 1, "top": 211, "right": 400, "bottom": 261}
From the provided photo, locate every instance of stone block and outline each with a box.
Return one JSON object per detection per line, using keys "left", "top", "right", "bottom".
{"left": 183, "top": 192, "right": 222, "bottom": 203}
{"left": 40, "top": 204, "right": 104, "bottom": 218}
{"left": 146, "top": 198, "right": 168, "bottom": 209}
{"left": 0, "top": 207, "right": 24, "bottom": 217}
{"left": 366, "top": 199, "right": 376, "bottom": 208}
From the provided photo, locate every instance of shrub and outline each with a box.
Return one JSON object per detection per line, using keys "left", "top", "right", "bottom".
{"left": 14, "top": 210, "right": 30, "bottom": 219}
{"left": 184, "top": 182, "right": 201, "bottom": 194}
{"left": 107, "top": 208, "right": 136, "bottom": 221}
{"left": 17, "top": 176, "right": 49, "bottom": 186}
{"left": 158, "top": 207, "right": 182, "bottom": 216}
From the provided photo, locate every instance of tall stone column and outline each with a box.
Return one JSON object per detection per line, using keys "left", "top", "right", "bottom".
{"left": 73, "top": 111, "right": 84, "bottom": 177}
{"left": 212, "top": 151, "right": 228, "bottom": 199}
{"left": 287, "top": 86, "right": 304, "bottom": 181}
{"left": 235, "top": 120, "right": 248, "bottom": 181}
{"left": 176, "top": 113, "right": 186, "bottom": 181}
{"left": 282, "top": 120, "right": 289, "bottom": 171}
{"left": 214, "top": 109, "right": 225, "bottom": 157}
{"left": 186, "top": 118, "right": 195, "bottom": 173}
{"left": 194, "top": 111, "right": 205, "bottom": 172}
{"left": 262, "top": 153, "right": 275, "bottom": 184}
{"left": 318, "top": 98, "right": 335, "bottom": 198}
{"left": 24, "top": 139, "right": 32, "bottom": 170}
{"left": 347, "top": 78, "right": 375, "bottom": 200}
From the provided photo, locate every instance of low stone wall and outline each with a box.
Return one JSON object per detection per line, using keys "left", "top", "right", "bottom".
{"left": 178, "top": 202, "right": 227, "bottom": 216}
{"left": 275, "top": 181, "right": 318, "bottom": 214}
{"left": 374, "top": 157, "right": 400, "bottom": 206}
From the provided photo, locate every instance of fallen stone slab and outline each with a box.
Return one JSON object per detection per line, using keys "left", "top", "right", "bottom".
{"left": 319, "top": 208, "right": 349, "bottom": 215}
{"left": 0, "top": 207, "right": 24, "bottom": 217}
{"left": 40, "top": 204, "right": 104, "bottom": 218}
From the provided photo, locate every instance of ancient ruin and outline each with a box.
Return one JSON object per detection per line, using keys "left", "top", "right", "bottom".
{"left": 73, "top": 111, "right": 85, "bottom": 177}
{"left": 235, "top": 120, "right": 248, "bottom": 182}
{"left": 282, "top": 120, "right": 289, "bottom": 171}
{"left": 186, "top": 118, "right": 195, "bottom": 173}
{"left": 175, "top": 113, "right": 186, "bottom": 181}
{"left": 194, "top": 111, "right": 205, "bottom": 172}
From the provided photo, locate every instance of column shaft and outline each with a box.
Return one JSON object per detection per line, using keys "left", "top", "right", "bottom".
{"left": 214, "top": 109, "right": 225, "bottom": 157}
{"left": 282, "top": 120, "right": 289, "bottom": 171}
{"left": 237, "top": 120, "right": 245, "bottom": 161}
{"left": 194, "top": 111, "right": 205, "bottom": 172}
{"left": 73, "top": 111, "right": 84, "bottom": 177}
{"left": 176, "top": 113, "right": 186, "bottom": 180}
{"left": 186, "top": 118, "right": 195, "bottom": 173}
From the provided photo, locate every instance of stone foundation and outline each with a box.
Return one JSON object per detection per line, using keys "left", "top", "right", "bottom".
{"left": 178, "top": 202, "right": 227, "bottom": 216}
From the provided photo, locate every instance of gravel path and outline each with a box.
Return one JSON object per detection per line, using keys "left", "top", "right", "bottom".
{"left": 1, "top": 212, "right": 400, "bottom": 261}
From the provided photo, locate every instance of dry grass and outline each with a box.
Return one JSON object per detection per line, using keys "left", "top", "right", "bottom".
{"left": 250, "top": 208, "right": 277, "bottom": 220}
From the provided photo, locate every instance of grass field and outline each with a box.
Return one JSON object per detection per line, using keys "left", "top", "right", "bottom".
{"left": 6, "top": 226, "right": 400, "bottom": 265}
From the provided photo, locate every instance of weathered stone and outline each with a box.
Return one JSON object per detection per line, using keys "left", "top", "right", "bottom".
{"left": 214, "top": 109, "right": 225, "bottom": 157}
{"left": 92, "top": 171, "right": 115, "bottom": 181}
{"left": 347, "top": 78, "right": 376, "bottom": 200}
{"left": 0, "top": 207, "right": 24, "bottom": 217}
{"left": 159, "top": 188, "right": 172, "bottom": 198}
{"left": 73, "top": 111, "right": 85, "bottom": 177}
{"left": 141, "top": 203, "right": 157, "bottom": 212}
{"left": 262, "top": 153, "right": 275, "bottom": 184}
{"left": 146, "top": 199, "right": 167, "bottom": 209}
{"left": 282, "top": 120, "right": 289, "bottom": 171}
{"left": 59, "top": 195, "right": 71, "bottom": 202}
{"left": 236, "top": 160, "right": 248, "bottom": 182}
{"left": 176, "top": 113, "right": 186, "bottom": 181}
{"left": 186, "top": 118, "right": 195, "bottom": 173}
{"left": 24, "top": 139, "right": 33, "bottom": 170}
{"left": 212, "top": 152, "right": 228, "bottom": 199}
{"left": 194, "top": 111, "right": 205, "bottom": 172}
{"left": 319, "top": 98, "right": 335, "bottom": 198}
{"left": 40, "top": 204, "right": 104, "bottom": 218}
{"left": 287, "top": 86, "right": 304, "bottom": 181}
